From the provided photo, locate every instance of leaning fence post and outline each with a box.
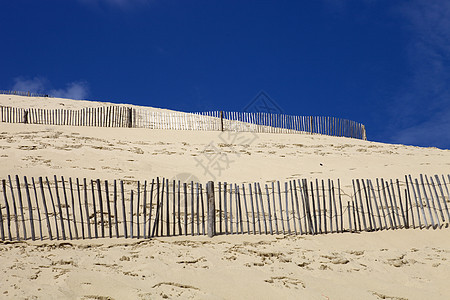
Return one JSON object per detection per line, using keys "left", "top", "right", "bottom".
{"left": 127, "top": 107, "right": 133, "bottom": 128}
{"left": 207, "top": 181, "right": 215, "bottom": 237}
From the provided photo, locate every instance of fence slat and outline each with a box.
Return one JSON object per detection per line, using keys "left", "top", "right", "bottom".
{"left": 69, "top": 178, "right": 79, "bottom": 239}
{"left": 84, "top": 178, "right": 92, "bottom": 239}
{"left": 105, "top": 180, "right": 112, "bottom": 238}
{"left": 31, "top": 178, "right": 43, "bottom": 240}
{"left": 61, "top": 176, "right": 73, "bottom": 240}
{"left": 265, "top": 184, "right": 273, "bottom": 235}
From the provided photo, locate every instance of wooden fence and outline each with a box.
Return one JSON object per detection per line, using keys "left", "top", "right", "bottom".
{"left": 0, "top": 105, "right": 367, "bottom": 140}
{"left": 0, "top": 174, "right": 448, "bottom": 241}
{"left": 0, "top": 90, "right": 50, "bottom": 98}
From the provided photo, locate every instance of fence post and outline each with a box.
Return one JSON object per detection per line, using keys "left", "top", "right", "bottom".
{"left": 207, "top": 181, "right": 215, "bottom": 237}
{"left": 127, "top": 107, "right": 133, "bottom": 128}
{"left": 24, "top": 110, "right": 28, "bottom": 124}
{"left": 220, "top": 111, "right": 224, "bottom": 132}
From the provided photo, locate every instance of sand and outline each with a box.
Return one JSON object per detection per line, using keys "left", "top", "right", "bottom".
{"left": 0, "top": 95, "right": 449, "bottom": 299}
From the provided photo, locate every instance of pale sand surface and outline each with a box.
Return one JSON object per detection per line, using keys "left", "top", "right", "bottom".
{"left": 1, "top": 95, "right": 450, "bottom": 299}
{"left": 1, "top": 230, "right": 449, "bottom": 299}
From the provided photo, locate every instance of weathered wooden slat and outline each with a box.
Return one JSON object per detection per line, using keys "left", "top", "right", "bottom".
{"left": 302, "top": 179, "right": 315, "bottom": 235}
{"left": 14, "top": 176, "right": 27, "bottom": 240}
{"left": 142, "top": 180, "right": 148, "bottom": 239}
{"left": 31, "top": 177, "right": 43, "bottom": 240}
{"left": 389, "top": 179, "right": 401, "bottom": 228}
{"left": 121, "top": 180, "right": 127, "bottom": 238}
{"left": 135, "top": 182, "right": 139, "bottom": 238}
{"left": 419, "top": 175, "right": 435, "bottom": 229}
{"left": 68, "top": 178, "right": 79, "bottom": 239}
{"left": 368, "top": 180, "right": 383, "bottom": 230}
{"left": 0, "top": 182, "right": 5, "bottom": 240}
{"left": 129, "top": 190, "right": 134, "bottom": 238}
{"left": 348, "top": 201, "right": 352, "bottom": 232}
{"left": 2, "top": 179, "right": 12, "bottom": 240}
{"left": 218, "top": 182, "right": 222, "bottom": 234}
{"left": 95, "top": 179, "right": 104, "bottom": 238}
{"left": 229, "top": 184, "right": 234, "bottom": 234}
{"left": 177, "top": 181, "right": 181, "bottom": 235}
{"left": 236, "top": 184, "right": 243, "bottom": 234}
{"left": 207, "top": 181, "right": 215, "bottom": 237}
{"left": 160, "top": 178, "right": 165, "bottom": 237}
{"left": 380, "top": 179, "right": 394, "bottom": 229}
{"left": 201, "top": 184, "right": 206, "bottom": 235}
{"left": 434, "top": 175, "right": 450, "bottom": 222}
{"left": 321, "top": 180, "right": 327, "bottom": 234}
{"left": 355, "top": 179, "right": 367, "bottom": 231}
{"left": 331, "top": 180, "right": 339, "bottom": 232}
{"left": 338, "top": 179, "right": 344, "bottom": 233}
{"left": 315, "top": 179, "right": 321, "bottom": 234}
{"left": 277, "top": 181, "right": 285, "bottom": 234}
{"left": 289, "top": 181, "right": 297, "bottom": 235}
{"left": 404, "top": 176, "right": 416, "bottom": 229}
{"left": 248, "top": 183, "right": 256, "bottom": 235}
{"left": 146, "top": 179, "right": 154, "bottom": 238}
{"left": 361, "top": 179, "right": 373, "bottom": 231}
{"left": 151, "top": 178, "right": 161, "bottom": 237}
{"left": 409, "top": 175, "right": 426, "bottom": 228}
{"left": 351, "top": 180, "right": 361, "bottom": 231}
{"left": 46, "top": 177, "right": 60, "bottom": 240}
{"left": 196, "top": 183, "right": 200, "bottom": 235}
{"left": 270, "top": 182, "right": 279, "bottom": 234}
{"left": 428, "top": 176, "right": 445, "bottom": 223}
{"left": 310, "top": 181, "right": 317, "bottom": 234}
{"left": 166, "top": 179, "right": 171, "bottom": 236}
{"left": 90, "top": 180, "right": 98, "bottom": 238}
{"left": 396, "top": 179, "right": 407, "bottom": 228}
{"left": 172, "top": 180, "right": 176, "bottom": 236}
{"left": 292, "top": 180, "right": 303, "bottom": 235}
{"left": 113, "top": 180, "right": 119, "bottom": 238}
{"left": 223, "top": 182, "right": 228, "bottom": 234}
{"left": 190, "top": 181, "right": 194, "bottom": 236}
{"left": 414, "top": 177, "right": 431, "bottom": 229}
{"left": 8, "top": 176, "right": 20, "bottom": 240}
{"left": 385, "top": 180, "right": 398, "bottom": 229}
{"left": 38, "top": 177, "right": 51, "bottom": 240}
{"left": 183, "top": 182, "right": 187, "bottom": 236}
{"left": 75, "top": 178, "right": 85, "bottom": 239}
{"left": 23, "top": 176, "right": 35, "bottom": 240}
{"left": 104, "top": 180, "right": 112, "bottom": 238}
{"left": 242, "top": 184, "right": 250, "bottom": 234}
{"left": 257, "top": 183, "right": 268, "bottom": 234}
{"left": 60, "top": 176, "right": 73, "bottom": 240}
{"left": 264, "top": 184, "right": 273, "bottom": 235}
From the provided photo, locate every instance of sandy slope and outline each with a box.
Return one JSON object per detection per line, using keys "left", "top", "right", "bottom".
{"left": 0, "top": 95, "right": 449, "bottom": 299}
{"left": 1, "top": 231, "right": 449, "bottom": 299}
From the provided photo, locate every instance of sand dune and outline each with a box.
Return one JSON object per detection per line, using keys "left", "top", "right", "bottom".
{"left": 0, "top": 95, "right": 449, "bottom": 299}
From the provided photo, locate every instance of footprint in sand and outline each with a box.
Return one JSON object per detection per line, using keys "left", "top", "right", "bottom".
{"left": 139, "top": 282, "right": 207, "bottom": 299}
{"left": 370, "top": 291, "right": 407, "bottom": 300}
{"left": 264, "top": 276, "right": 305, "bottom": 289}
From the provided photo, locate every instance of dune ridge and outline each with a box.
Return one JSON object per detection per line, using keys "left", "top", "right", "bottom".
{"left": 0, "top": 95, "right": 449, "bottom": 299}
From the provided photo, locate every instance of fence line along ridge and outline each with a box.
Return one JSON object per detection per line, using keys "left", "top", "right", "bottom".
{"left": 0, "top": 104, "right": 367, "bottom": 140}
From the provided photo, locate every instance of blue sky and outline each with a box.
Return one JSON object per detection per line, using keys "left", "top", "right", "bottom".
{"left": 1, "top": 0, "right": 450, "bottom": 149}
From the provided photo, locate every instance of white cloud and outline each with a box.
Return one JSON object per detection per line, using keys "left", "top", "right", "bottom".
{"left": 12, "top": 76, "right": 47, "bottom": 94}
{"left": 50, "top": 82, "right": 89, "bottom": 100}
{"left": 11, "top": 77, "right": 89, "bottom": 100}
